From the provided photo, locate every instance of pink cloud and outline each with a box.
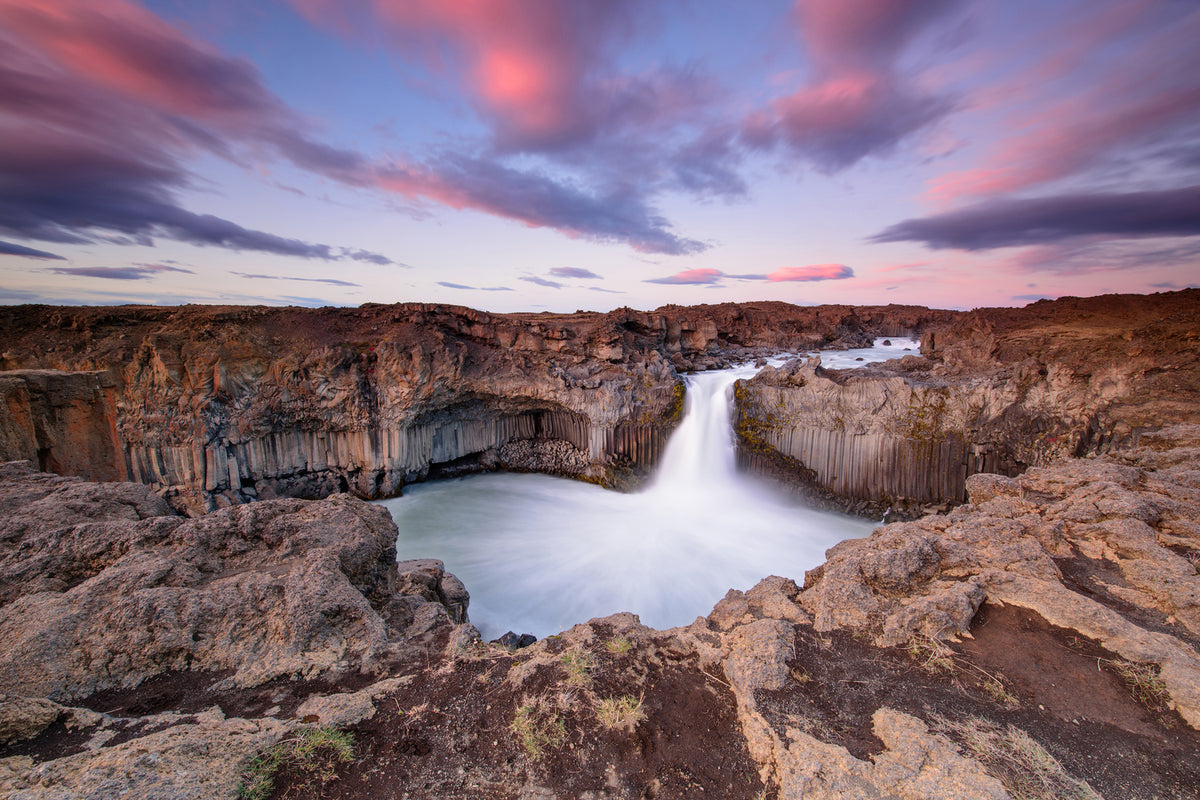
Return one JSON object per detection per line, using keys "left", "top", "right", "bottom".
{"left": 0, "top": 0, "right": 284, "bottom": 127}
{"left": 0, "top": 0, "right": 703, "bottom": 256}
{"left": 929, "top": 83, "right": 1200, "bottom": 205}
{"left": 794, "top": 0, "right": 958, "bottom": 73}
{"left": 290, "top": 0, "right": 637, "bottom": 149}
{"left": 768, "top": 264, "right": 854, "bottom": 282}
{"left": 644, "top": 268, "right": 725, "bottom": 285}
{"left": 925, "top": 2, "right": 1200, "bottom": 205}
{"left": 875, "top": 261, "right": 932, "bottom": 273}
{"left": 743, "top": 0, "right": 961, "bottom": 169}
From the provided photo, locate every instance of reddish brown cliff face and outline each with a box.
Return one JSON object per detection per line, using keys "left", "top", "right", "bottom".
{"left": 0, "top": 301, "right": 939, "bottom": 511}
{"left": 0, "top": 370, "right": 122, "bottom": 482}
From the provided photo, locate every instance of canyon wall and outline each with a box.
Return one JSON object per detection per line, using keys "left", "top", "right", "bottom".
{"left": 735, "top": 290, "right": 1200, "bottom": 511}
{"left": 0, "top": 301, "right": 945, "bottom": 510}
{"left": 0, "top": 370, "right": 122, "bottom": 481}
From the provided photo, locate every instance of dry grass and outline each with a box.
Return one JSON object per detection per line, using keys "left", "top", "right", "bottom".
{"left": 595, "top": 695, "right": 645, "bottom": 732}
{"left": 903, "top": 635, "right": 955, "bottom": 674}
{"left": 1109, "top": 659, "right": 1170, "bottom": 709}
{"left": 604, "top": 635, "right": 633, "bottom": 654}
{"left": 510, "top": 697, "right": 567, "bottom": 759}
{"left": 980, "top": 675, "right": 1019, "bottom": 709}
{"left": 932, "top": 716, "right": 1102, "bottom": 800}
{"left": 561, "top": 647, "right": 597, "bottom": 687}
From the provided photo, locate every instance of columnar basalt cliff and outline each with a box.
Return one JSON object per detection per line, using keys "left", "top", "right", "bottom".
{"left": 735, "top": 290, "right": 1200, "bottom": 512}
{"left": 0, "top": 301, "right": 947, "bottom": 510}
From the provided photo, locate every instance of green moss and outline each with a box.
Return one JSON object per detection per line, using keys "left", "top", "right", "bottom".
{"left": 667, "top": 379, "right": 686, "bottom": 423}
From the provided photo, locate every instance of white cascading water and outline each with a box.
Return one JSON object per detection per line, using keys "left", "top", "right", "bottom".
{"left": 379, "top": 339, "right": 916, "bottom": 640}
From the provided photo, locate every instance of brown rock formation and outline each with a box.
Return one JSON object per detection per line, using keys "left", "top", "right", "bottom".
{"left": 735, "top": 290, "right": 1200, "bottom": 510}
{"left": 0, "top": 301, "right": 944, "bottom": 509}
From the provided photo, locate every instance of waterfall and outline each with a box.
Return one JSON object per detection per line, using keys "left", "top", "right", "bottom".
{"left": 378, "top": 345, "right": 911, "bottom": 639}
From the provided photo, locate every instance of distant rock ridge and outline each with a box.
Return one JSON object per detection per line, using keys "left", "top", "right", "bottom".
{"left": 0, "top": 300, "right": 948, "bottom": 511}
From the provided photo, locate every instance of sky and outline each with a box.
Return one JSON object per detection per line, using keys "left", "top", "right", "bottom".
{"left": 1, "top": 0, "right": 1197, "bottom": 313}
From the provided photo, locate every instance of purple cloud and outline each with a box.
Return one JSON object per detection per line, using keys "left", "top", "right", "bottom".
{"left": 436, "top": 281, "right": 514, "bottom": 292}
{"left": 871, "top": 186, "right": 1200, "bottom": 250}
{"left": 520, "top": 276, "right": 564, "bottom": 289}
{"left": 231, "top": 272, "right": 360, "bottom": 287}
{"left": 379, "top": 154, "right": 708, "bottom": 256}
{"left": 550, "top": 266, "right": 603, "bottom": 279}
{"left": 46, "top": 264, "right": 195, "bottom": 280}
{"left": 645, "top": 268, "right": 726, "bottom": 285}
{"left": 0, "top": 240, "right": 65, "bottom": 260}
{"left": 0, "top": 1, "right": 403, "bottom": 265}
{"left": 0, "top": 0, "right": 725, "bottom": 261}
{"left": 768, "top": 264, "right": 853, "bottom": 282}
{"left": 742, "top": 0, "right": 962, "bottom": 170}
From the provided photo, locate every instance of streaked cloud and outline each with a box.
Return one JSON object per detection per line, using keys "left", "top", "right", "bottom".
{"left": 767, "top": 264, "right": 854, "bottom": 282}
{"left": 231, "top": 272, "right": 360, "bottom": 287}
{"left": 46, "top": 264, "right": 195, "bottom": 280}
{"left": 0, "top": 241, "right": 65, "bottom": 260}
{"left": 743, "top": 0, "right": 962, "bottom": 170}
{"left": 550, "top": 266, "right": 603, "bottom": 279}
{"left": 644, "top": 268, "right": 725, "bottom": 285}
{"left": 872, "top": 186, "right": 1200, "bottom": 250}
{"left": 519, "top": 275, "right": 564, "bottom": 289}
{"left": 436, "top": 281, "right": 514, "bottom": 292}
{"left": 646, "top": 265, "right": 854, "bottom": 285}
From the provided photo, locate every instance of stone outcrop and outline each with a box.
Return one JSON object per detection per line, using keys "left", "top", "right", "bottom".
{"left": 0, "top": 301, "right": 939, "bottom": 509}
{"left": 735, "top": 290, "right": 1200, "bottom": 510}
{"left": 0, "top": 461, "right": 466, "bottom": 701}
{"left": 797, "top": 423, "right": 1200, "bottom": 726}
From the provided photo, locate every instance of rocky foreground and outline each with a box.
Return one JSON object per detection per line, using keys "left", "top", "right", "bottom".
{"left": 2, "top": 419, "right": 1200, "bottom": 799}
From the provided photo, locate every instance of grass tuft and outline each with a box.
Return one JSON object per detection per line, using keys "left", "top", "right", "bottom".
{"left": 237, "top": 726, "right": 355, "bottom": 800}
{"left": 561, "top": 647, "right": 597, "bottom": 687}
{"left": 932, "top": 716, "right": 1101, "bottom": 800}
{"left": 981, "top": 675, "right": 1019, "bottom": 708}
{"left": 903, "top": 635, "right": 955, "bottom": 674}
{"left": 511, "top": 698, "right": 567, "bottom": 759}
{"left": 604, "top": 635, "right": 633, "bottom": 654}
{"left": 596, "top": 695, "right": 646, "bottom": 731}
{"left": 1109, "top": 659, "right": 1170, "bottom": 709}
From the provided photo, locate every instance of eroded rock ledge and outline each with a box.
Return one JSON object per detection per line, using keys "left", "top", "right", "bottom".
{"left": 735, "top": 290, "right": 1200, "bottom": 513}
{"left": 3, "top": 421, "right": 1199, "bottom": 799}
{"left": 0, "top": 301, "right": 949, "bottom": 512}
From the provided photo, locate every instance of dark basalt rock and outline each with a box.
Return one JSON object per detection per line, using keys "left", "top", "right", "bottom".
{"left": 491, "top": 631, "right": 538, "bottom": 650}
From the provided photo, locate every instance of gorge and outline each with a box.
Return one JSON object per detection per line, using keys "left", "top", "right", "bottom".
{"left": 381, "top": 343, "right": 914, "bottom": 638}
{"left": 2, "top": 291, "right": 1199, "bottom": 800}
